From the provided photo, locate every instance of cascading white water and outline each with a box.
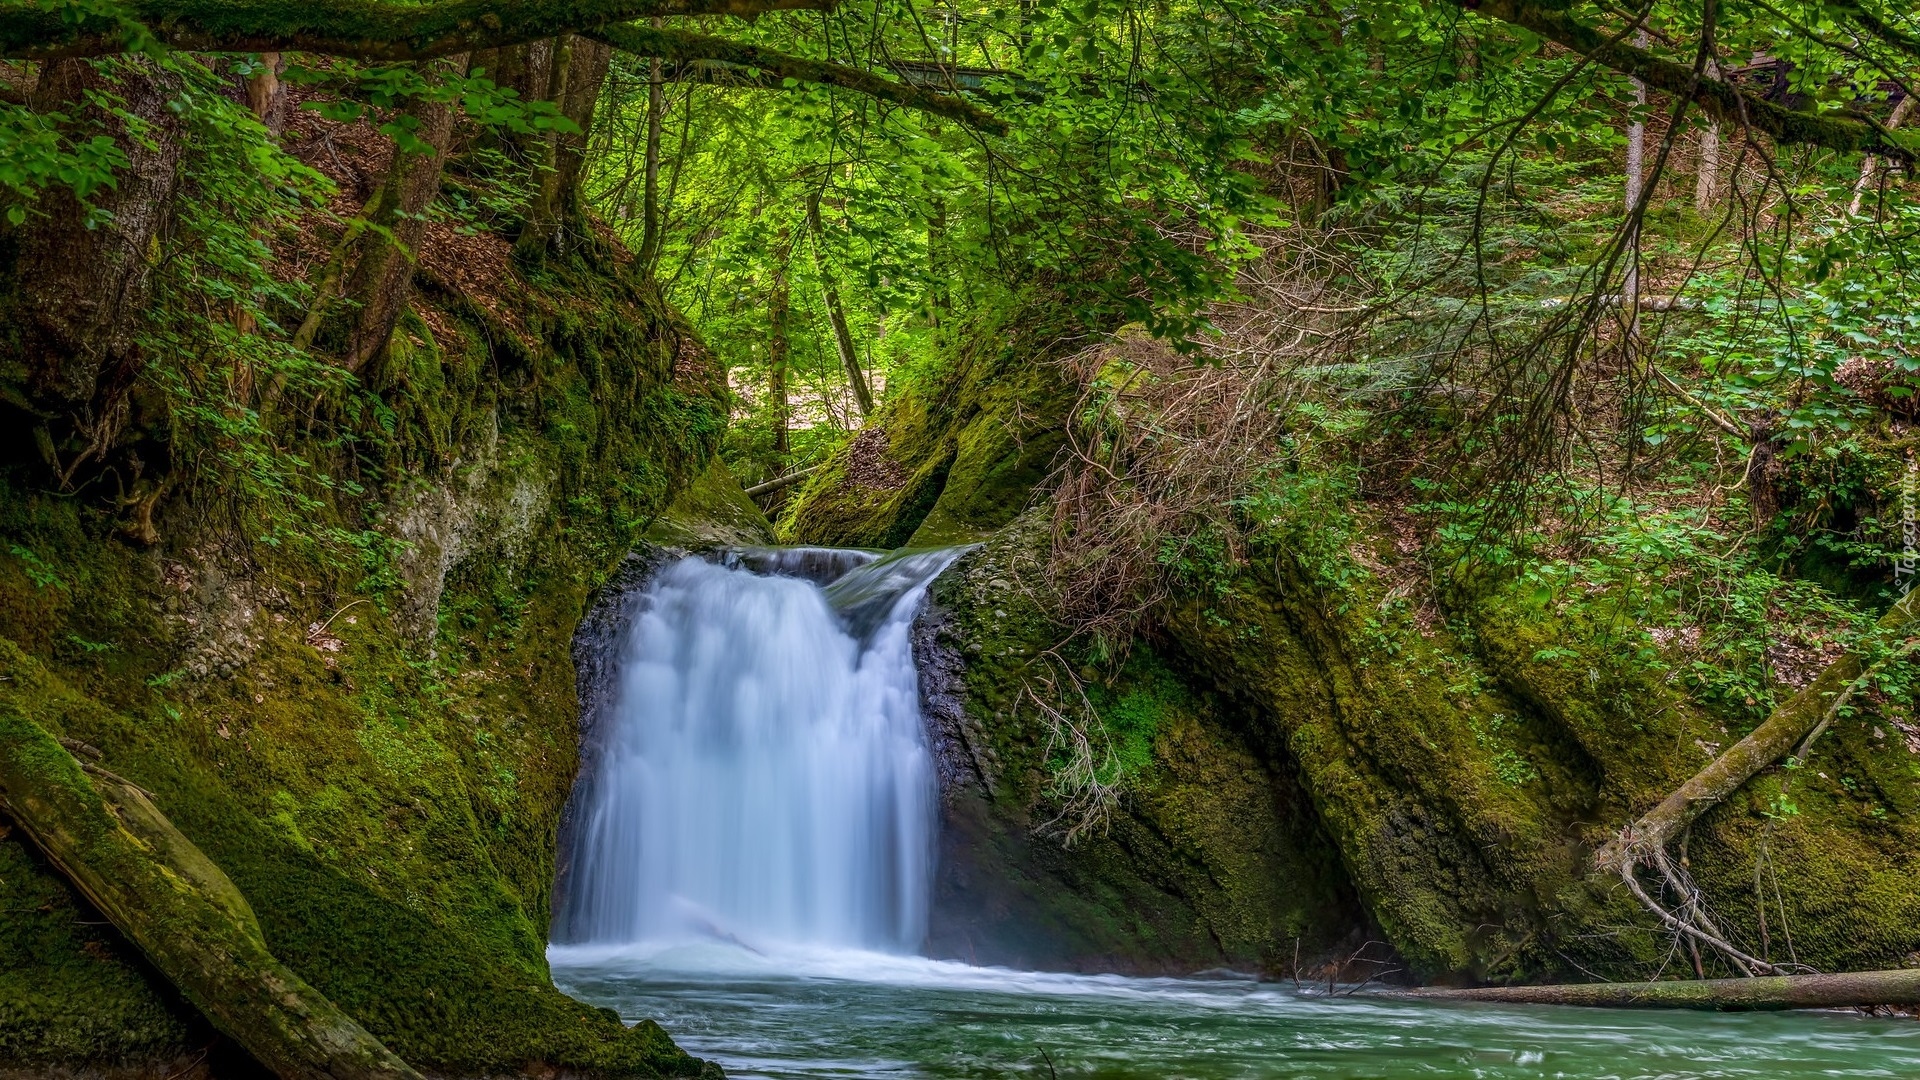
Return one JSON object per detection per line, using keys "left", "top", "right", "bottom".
{"left": 553, "top": 547, "right": 961, "bottom": 954}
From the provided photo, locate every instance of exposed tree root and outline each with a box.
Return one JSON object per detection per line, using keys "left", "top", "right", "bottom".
{"left": 1404, "top": 968, "right": 1920, "bottom": 1011}
{"left": 0, "top": 714, "right": 423, "bottom": 1080}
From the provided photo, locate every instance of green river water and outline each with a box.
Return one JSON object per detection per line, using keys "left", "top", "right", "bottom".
{"left": 550, "top": 944, "right": 1920, "bottom": 1079}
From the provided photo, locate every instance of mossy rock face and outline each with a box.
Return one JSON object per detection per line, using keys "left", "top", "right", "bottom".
{"left": 915, "top": 515, "right": 1367, "bottom": 974}
{"left": 779, "top": 296, "right": 1079, "bottom": 549}
{"left": 0, "top": 251, "right": 726, "bottom": 1077}
{"left": 1160, "top": 551, "right": 1920, "bottom": 983}
{"left": 643, "top": 456, "right": 774, "bottom": 550}
{"left": 1161, "top": 559, "right": 1631, "bottom": 982}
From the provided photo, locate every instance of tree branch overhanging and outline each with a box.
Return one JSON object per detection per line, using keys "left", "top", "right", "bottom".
{"left": 1595, "top": 587, "right": 1920, "bottom": 876}
{"left": 1821, "top": 0, "right": 1920, "bottom": 64}
{"left": 0, "top": 0, "right": 832, "bottom": 62}
{"left": 1448, "top": 0, "right": 1917, "bottom": 160}
{"left": 588, "top": 23, "right": 1009, "bottom": 133}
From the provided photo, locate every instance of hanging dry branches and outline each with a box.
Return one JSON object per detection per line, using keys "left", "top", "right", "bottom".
{"left": 1037, "top": 227, "right": 1377, "bottom": 657}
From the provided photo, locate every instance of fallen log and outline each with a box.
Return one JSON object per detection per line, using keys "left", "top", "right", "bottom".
{"left": 745, "top": 464, "right": 820, "bottom": 498}
{"left": 1404, "top": 968, "right": 1920, "bottom": 1011}
{"left": 0, "top": 712, "right": 423, "bottom": 1080}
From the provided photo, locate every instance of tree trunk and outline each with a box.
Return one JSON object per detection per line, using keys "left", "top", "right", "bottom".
{"left": 1849, "top": 94, "right": 1916, "bottom": 217}
{"left": 1694, "top": 121, "right": 1719, "bottom": 214}
{"left": 1406, "top": 969, "right": 1920, "bottom": 1011}
{"left": 0, "top": 714, "right": 422, "bottom": 1080}
{"left": 769, "top": 226, "right": 791, "bottom": 457}
{"left": 1596, "top": 587, "right": 1920, "bottom": 874}
{"left": 636, "top": 20, "right": 665, "bottom": 272}
{"left": 806, "top": 190, "right": 874, "bottom": 417}
{"left": 1621, "top": 28, "right": 1647, "bottom": 333}
{"left": 246, "top": 51, "right": 288, "bottom": 134}
{"left": 340, "top": 58, "right": 462, "bottom": 373}
{"left": 517, "top": 34, "right": 612, "bottom": 258}
{"left": 925, "top": 198, "right": 948, "bottom": 331}
{"left": 9, "top": 57, "right": 182, "bottom": 416}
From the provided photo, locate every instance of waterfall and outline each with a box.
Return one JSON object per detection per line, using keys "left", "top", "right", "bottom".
{"left": 553, "top": 547, "right": 962, "bottom": 954}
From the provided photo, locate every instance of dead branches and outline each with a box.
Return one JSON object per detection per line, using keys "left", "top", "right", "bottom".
{"left": 1039, "top": 232, "right": 1371, "bottom": 656}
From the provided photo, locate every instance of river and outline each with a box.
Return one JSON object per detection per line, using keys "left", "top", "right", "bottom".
{"left": 549, "top": 547, "right": 1920, "bottom": 1079}
{"left": 551, "top": 941, "right": 1920, "bottom": 1078}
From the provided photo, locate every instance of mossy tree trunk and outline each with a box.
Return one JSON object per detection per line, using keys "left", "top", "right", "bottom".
{"left": 341, "top": 57, "right": 464, "bottom": 374}
{"left": 517, "top": 34, "right": 614, "bottom": 258}
{"left": 4, "top": 57, "right": 182, "bottom": 462}
{"left": 0, "top": 714, "right": 422, "bottom": 1080}
{"left": 1596, "top": 588, "right": 1920, "bottom": 875}
{"left": 806, "top": 189, "right": 874, "bottom": 417}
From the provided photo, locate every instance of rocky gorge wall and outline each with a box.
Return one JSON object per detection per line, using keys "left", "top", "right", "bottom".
{"left": 780, "top": 318, "right": 1920, "bottom": 988}
{"left": 0, "top": 240, "right": 727, "bottom": 1078}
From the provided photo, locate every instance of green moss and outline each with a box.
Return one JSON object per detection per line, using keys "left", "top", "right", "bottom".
{"left": 922, "top": 515, "right": 1364, "bottom": 974}
{"left": 1151, "top": 522, "right": 1920, "bottom": 983}
{"left": 779, "top": 294, "right": 1078, "bottom": 548}
{"left": 644, "top": 456, "right": 775, "bottom": 549}
{"left": 0, "top": 242, "right": 724, "bottom": 1075}
{"left": 1159, "top": 550, "right": 1635, "bottom": 981}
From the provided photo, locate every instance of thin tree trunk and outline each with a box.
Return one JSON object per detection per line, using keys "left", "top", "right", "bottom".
{"left": 246, "top": 51, "right": 288, "bottom": 134}
{"left": 769, "top": 225, "right": 791, "bottom": 457}
{"left": 341, "top": 58, "right": 462, "bottom": 373}
{"left": 1849, "top": 95, "right": 1915, "bottom": 217}
{"left": 0, "top": 715, "right": 422, "bottom": 1080}
{"left": 1622, "top": 28, "right": 1647, "bottom": 333}
{"left": 806, "top": 190, "right": 873, "bottom": 417}
{"left": 637, "top": 18, "right": 665, "bottom": 272}
{"left": 1406, "top": 969, "right": 1920, "bottom": 1011}
{"left": 1695, "top": 121, "right": 1719, "bottom": 213}
{"left": 925, "top": 197, "right": 947, "bottom": 331}
{"left": 744, "top": 464, "right": 818, "bottom": 498}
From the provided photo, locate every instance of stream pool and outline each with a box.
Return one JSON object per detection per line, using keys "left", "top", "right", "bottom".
{"left": 550, "top": 943, "right": 1920, "bottom": 1079}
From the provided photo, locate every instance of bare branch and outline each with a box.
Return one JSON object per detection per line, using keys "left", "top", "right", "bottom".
{"left": 1449, "top": 0, "right": 1916, "bottom": 160}
{"left": 589, "top": 23, "right": 1009, "bottom": 133}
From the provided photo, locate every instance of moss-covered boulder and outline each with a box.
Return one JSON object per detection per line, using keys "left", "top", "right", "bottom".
{"left": 643, "top": 457, "right": 774, "bottom": 550}
{"left": 915, "top": 515, "right": 1367, "bottom": 974}
{"left": 0, "top": 250, "right": 726, "bottom": 1077}
{"left": 1159, "top": 551, "right": 1920, "bottom": 982}
{"left": 778, "top": 296, "right": 1080, "bottom": 549}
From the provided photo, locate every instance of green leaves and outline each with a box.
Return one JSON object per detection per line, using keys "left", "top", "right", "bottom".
{"left": 0, "top": 102, "right": 131, "bottom": 220}
{"left": 286, "top": 60, "right": 579, "bottom": 152}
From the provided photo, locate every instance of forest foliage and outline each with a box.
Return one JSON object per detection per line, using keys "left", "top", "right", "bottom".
{"left": 0, "top": 0, "right": 1918, "bottom": 1004}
